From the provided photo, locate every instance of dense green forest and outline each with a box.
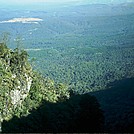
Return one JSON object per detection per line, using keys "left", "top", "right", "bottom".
{"left": 29, "top": 43, "right": 134, "bottom": 94}
{"left": 0, "top": 37, "right": 134, "bottom": 133}
{"left": 26, "top": 12, "right": 134, "bottom": 94}
{"left": 0, "top": 2, "right": 134, "bottom": 132}
{"left": 0, "top": 42, "right": 70, "bottom": 131}
{"left": 1, "top": 4, "right": 134, "bottom": 94}
{"left": 0, "top": 42, "right": 104, "bottom": 132}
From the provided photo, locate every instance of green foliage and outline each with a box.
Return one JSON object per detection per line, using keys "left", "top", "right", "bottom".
{"left": 0, "top": 42, "right": 32, "bottom": 121}
{"left": 0, "top": 43, "right": 70, "bottom": 128}
{"left": 29, "top": 42, "right": 134, "bottom": 94}
{"left": 2, "top": 93, "right": 104, "bottom": 133}
{"left": 23, "top": 72, "right": 70, "bottom": 111}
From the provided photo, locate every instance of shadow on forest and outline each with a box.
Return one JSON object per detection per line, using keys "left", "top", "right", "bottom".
{"left": 90, "top": 77, "right": 134, "bottom": 133}
{"left": 2, "top": 93, "right": 104, "bottom": 133}
{"left": 2, "top": 77, "right": 134, "bottom": 133}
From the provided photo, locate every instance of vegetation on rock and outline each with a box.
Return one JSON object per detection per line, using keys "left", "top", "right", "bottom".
{"left": 0, "top": 39, "right": 105, "bottom": 133}
{"left": 3, "top": 93, "right": 104, "bottom": 133}
{"left": 0, "top": 42, "right": 70, "bottom": 132}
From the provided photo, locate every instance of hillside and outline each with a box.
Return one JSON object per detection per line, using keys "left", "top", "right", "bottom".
{"left": 0, "top": 2, "right": 134, "bottom": 133}
{"left": 0, "top": 43, "right": 70, "bottom": 132}
{"left": 0, "top": 3, "right": 133, "bottom": 94}
{"left": 0, "top": 43, "right": 104, "bottom": 133}
{"left": 1, "top": 43, "right": 134, "bottom": 133}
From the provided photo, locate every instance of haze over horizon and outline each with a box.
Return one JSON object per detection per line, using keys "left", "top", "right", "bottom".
{"left": 0, "top": 0, "right": 133, "bottom": 5}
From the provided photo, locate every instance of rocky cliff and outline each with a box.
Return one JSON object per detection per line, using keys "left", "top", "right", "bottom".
{"left": 0, "top": 43, "right": 70, "bottom": 131}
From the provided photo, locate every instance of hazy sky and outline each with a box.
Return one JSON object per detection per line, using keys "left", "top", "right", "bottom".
{"left": 0, "top": 0, "right": 133, "bottom": 5}
{"left": 1, "top": 0, "right": 81, "bottom": 4}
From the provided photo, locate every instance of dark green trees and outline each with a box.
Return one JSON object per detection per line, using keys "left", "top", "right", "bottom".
{"left": 0, "top": 43, "right": 70, "bottom": 132}
{"left": 0, "top": 43, "right": 104, "bottom": 133}
{"left": 3, "top": 93, "right": 104, "bottom": 133}
{"left": 0, "top": 43, "right": 33, "bottom": 126}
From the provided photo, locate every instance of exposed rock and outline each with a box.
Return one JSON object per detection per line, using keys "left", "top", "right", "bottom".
{"left": 0, "top": 43, "right": 33, "bottom": 121}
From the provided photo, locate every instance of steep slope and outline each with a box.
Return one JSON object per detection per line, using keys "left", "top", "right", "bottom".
{"left": 0, "top": 43, "right": 70, "bottom": 132}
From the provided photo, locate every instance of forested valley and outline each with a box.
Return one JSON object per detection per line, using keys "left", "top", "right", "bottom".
{"left": 0, "top": 1, "right": 134, "bottom": 133}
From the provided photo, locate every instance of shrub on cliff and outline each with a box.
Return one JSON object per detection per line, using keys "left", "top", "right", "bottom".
{"left": 0, "top": 43, "right": 70, "bottom": 132}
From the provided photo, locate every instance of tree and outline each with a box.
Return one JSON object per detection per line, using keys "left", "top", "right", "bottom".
{"left": 0, "top": 42, "right": 70, "bottom": 132}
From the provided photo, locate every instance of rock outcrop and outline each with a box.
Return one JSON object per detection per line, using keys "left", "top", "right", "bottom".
{"left": 0, "top": 43, "right": 33, "bottom": 122}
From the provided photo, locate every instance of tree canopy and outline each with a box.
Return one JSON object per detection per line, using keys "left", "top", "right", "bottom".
{"left": 0, "top": 43, "right": 70, "bottom": 132}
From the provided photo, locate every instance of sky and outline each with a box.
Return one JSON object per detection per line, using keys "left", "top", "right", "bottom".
{"left": 0, "top": 0, "right": 133, "bottom": 4}
{"left": 2, "top": 0, "right": 81, "bottom": 3}
{"left": 0, "top": 0, "right": 133, "bottom": 8}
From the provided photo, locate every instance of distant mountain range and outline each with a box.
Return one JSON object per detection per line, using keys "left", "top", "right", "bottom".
{"left": 0, "top": 0, "right": 133, "bottom": 12}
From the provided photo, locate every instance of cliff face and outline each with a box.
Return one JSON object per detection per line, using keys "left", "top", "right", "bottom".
{"left": 10, "top": 71, "right": 32, "bottom": 106}
{"left": 0, "top": 43, "right": 33, "bottom": 121}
